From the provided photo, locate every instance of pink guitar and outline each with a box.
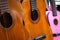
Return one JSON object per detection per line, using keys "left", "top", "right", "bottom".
{"left": 46, "top": 0, "right": 60, "bottom": 40}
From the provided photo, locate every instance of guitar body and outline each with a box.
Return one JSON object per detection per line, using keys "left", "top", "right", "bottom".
{"left": 22, "top": 0, "right": 53, "bottom": 40}
{"left": 0, "top": 13, "right": 32, "bottom": 40}
{"left": 0, "top": 0, "right": 32, "bottom": 40}
{"left": 46, "top": 11, "right": 60, "bottom": 40}
{"left": 0, "top": 24, "right": 7, "bottom": 40}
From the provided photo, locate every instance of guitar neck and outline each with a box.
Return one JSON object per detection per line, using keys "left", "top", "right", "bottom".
{"left": 30, "top": 0, "right": 37, "bottom": 11}
{"left": 0, "top": 0, "right": 10, "bottom": 13}
{"left": 50, "top": 0, "right": 57, "bottom": 16}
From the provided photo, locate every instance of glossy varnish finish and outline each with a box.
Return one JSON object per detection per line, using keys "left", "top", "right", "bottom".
{"left": 22, "top": 0, "right": 53, "bottom": 40}
{"left": 0, "top": 0, "right": 32, "bottom": 40}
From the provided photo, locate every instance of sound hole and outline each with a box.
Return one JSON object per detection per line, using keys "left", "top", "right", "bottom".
{"left": 31, "top": 10, "right": 38, "bottom": 21}
{"left": 54, "top": 19, "right": 58, "bottom": 25}
{"left": 22, "top": 20, "right": 25, "bottom": 25}
{"left": 0, "top": 12, "right": 12, "bottom": 28}
{"left": 20, "top": 0, "right": 23, "bottom": 3}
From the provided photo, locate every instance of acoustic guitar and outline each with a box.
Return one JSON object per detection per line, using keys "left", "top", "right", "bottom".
{"left": 46, "top": 0, "right": 60, "bottom": 40}
{"left": 21, "top": 0, "right": 53, "bottom": 40}
{"left": 0, "top": 0, "right": 32, "bottom": 40}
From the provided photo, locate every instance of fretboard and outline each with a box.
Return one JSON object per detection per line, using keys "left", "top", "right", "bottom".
{"left": 50, "top": 0, "right": 57, "bottom": 16}
{"left": 0, "top": 0, "right": 10, "bottom": 13}
{"left": 30, "top": 0, "right": 37, "bottom": 11}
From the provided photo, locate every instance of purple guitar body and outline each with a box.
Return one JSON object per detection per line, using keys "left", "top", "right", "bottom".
{"left": 46, "top": 10, "right": 60, "bottom": 40}
{"left": 46, "top": 0, "right": 60, "bottom": 40}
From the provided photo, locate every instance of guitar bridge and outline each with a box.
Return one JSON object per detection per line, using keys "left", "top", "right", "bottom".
{"left": 34, "top": 34, "right": 46, "bottom": 40}
{"left": 53, "top": 33, "right": 60, "bottom": 37}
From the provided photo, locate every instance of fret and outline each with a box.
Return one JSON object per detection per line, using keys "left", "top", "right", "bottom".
{"left": 0, "top": 8, "right": 8, "bottom": 9}
{"left": 0, "top": 1, "right": 8, "bottom": 3}
{"left": 1, "top": 6, "right": 8, "bottom": 9}
{"left": 1, "top": 9, "right": 9, "bottom": 11}
{"left": 0, "top": 3, "right": 8, "bottom": 5}
{"left": 1, "top": 0, "right": 8, "bottom": 2}
{"left": 30, "top": 0, "right": 37, "bottom": 11}
{"left": 0, "top": 4, "right": 8, "bottom": 6}
{"left": 50, "top": 0, "right": 57, "bottom": 16}
{"left": 1, "top": 10, "right": 10, "bottom": 12}
{"left": 0, "top": 0, "right": 10, "bottom": 13}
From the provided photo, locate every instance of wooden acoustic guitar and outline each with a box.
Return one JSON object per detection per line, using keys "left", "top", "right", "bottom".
{"left": 46, "top": 0, "right": 60, "bottom": 40}
{"left": 0, "top": 0, "right": 32, "bottom": 40}
{"left": 21, "top": 0, "right": 53, "bottom": 40}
